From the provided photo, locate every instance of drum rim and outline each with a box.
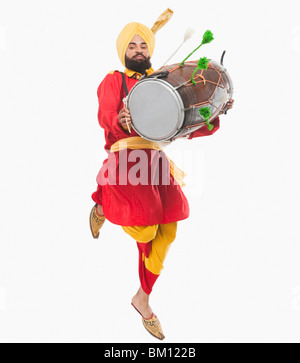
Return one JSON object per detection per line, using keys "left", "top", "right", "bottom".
{"left": 127, "top": 78, "right": 185, "bottom": 142}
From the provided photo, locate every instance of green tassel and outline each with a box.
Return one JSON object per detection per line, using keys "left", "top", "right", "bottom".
{"left": 179, "top": 30, "right": 214, "bottom": 65}
{"left": 206, "top": 120, "right": 214, "bottom": 131}
{"left": 201, "top": 30, "right": 214, "bottom": 45}
{"left": 190, "top": 57, "right": 210, "bottom": 85}
{"left": 199, "top": 107, "right": 214, "bottom": 130}
{"left": 197, "top": 57, "right": 209, "bottom": 70}
{"left": 190, "top": 68, "right": 198, "bottom": 85}
{"left": 199, "top": 107, "right": 211, "bottom": 120}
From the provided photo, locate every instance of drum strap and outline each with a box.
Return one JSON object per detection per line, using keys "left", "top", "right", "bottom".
{"left": 120, "top": 72, "right": 129, "bottom": 96}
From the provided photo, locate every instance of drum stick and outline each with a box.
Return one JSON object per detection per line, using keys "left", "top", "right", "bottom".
{"left": 125, "top": 117, "right": 131, "bottom": 133}
{"left": 123, "top": 97, "right": 131, "bottom": 133}
{"left": 162, "top": 28, "right": 195, "bottom": 66}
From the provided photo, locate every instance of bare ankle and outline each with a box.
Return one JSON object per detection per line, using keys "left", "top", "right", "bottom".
{"left": 138, "top": 287, "right": 149, "bottom": 299}
{"left": 133, "top": 287, "right": 150, "bottom": 305}
{"left": 132, "top": 289, "right": 152, "bottom": 319}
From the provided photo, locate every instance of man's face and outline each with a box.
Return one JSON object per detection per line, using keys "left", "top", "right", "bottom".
{"left": 125, "top": 34, "right": 150, "bottom": 61}
{"left": 125, "top": 34, "right": 152, "bottom": 75}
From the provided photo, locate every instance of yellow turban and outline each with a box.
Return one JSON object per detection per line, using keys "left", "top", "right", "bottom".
{"left": 116, "top": 8, "right": 174, "bottom": 67}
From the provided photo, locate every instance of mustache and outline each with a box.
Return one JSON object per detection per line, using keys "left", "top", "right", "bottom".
{"left": 133, "top": 53, "right": 146, "bottom": 59}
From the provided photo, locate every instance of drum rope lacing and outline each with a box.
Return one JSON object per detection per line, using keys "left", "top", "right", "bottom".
{"left": 161, "top": 63, "right": 227, "bottom": 129}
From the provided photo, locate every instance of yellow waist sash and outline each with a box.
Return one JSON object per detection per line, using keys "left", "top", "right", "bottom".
{"left": 110, "top": 136, "right": 186, "bottom": 187}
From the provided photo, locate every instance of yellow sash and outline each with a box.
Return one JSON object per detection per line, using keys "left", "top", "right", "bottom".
{"left": 110, "top": 136, "right": 186, "bottom": 187}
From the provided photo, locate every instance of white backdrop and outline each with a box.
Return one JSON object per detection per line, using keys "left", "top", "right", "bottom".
{"left": 0, "top": 0, "right": 300, "bottom": 343}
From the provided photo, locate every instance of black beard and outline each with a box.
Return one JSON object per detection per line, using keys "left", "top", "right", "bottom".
{"left": 125, "top": 55, "right": 152, "bottom": 75}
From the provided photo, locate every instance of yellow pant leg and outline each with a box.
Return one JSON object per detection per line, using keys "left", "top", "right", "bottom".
{"left": 122, "top": 224, "right": 159, "bottom": 243}
{"left": 144, "top": 222, "right": 178, "bottom": 275}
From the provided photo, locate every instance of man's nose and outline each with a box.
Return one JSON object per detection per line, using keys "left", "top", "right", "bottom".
{"left": 136, "top": 45, "right": 145, "bottom": 53}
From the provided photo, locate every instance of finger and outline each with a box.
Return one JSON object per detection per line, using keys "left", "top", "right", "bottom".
{"left": 119, "top": 114, "right": 130, "bottom": 123}
{"left": 121, "top": 117, "right": 131, "bottom": 124}
{"left": 120, "top": 109, "right": 130, "bottom": 116}
{"left": 124, "top": 108, "right": 131, "bottom": 115}
{"left": 121, "top": 115, "right": 131, "bottom": 121}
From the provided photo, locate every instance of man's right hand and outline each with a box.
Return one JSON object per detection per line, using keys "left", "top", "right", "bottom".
{"left": 118, "top": 107, "right": 132, "bottom": 131}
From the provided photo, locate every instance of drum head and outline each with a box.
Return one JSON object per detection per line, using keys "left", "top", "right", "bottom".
{"left": 127, "top": 78, "right": 184, "bottom": 141}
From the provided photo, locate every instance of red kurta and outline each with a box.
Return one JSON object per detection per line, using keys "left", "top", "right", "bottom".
{"left": 92, "top": 71, "right": 220, "bottom": 226}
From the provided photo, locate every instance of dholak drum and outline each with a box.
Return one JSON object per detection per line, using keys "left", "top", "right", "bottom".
{"left": 126, "top": 60, "right": 233, "bottom": 141}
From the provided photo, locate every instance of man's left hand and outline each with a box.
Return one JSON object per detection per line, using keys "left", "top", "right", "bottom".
{"left": 226, "top": 98, "right": 234, "bottom": 111}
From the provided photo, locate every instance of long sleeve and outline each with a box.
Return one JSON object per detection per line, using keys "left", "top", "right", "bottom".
{"left": 97, "top": 73, "right": 126, "bottom": 139}
{"left": 188, "top": 116, "right": 220, "bottom": 139}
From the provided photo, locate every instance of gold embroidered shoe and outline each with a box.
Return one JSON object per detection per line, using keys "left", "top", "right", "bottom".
{"left": 89, "top": 204, "right": 106, "bottom": 239}
{"left": 131, "top": 303, "right": 165, "bottom": 340}
{"left": 142, "top": 313, "right": 165, "bottom": 340}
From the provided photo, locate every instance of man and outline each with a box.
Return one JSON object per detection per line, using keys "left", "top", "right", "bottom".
{"left": 90, "top": 10, "right": 234, "bottom": 340}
